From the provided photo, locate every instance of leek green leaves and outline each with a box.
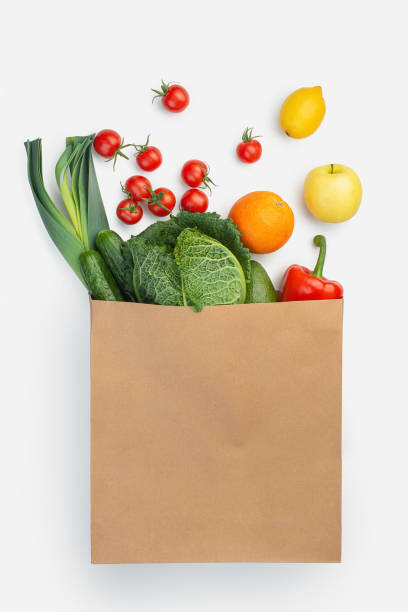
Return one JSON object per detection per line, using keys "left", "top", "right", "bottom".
{"left": 25, "top": 135, "right": 109, "bottom": 285}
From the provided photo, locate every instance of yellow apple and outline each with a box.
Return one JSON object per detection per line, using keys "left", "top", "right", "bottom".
{"left": 304, "top": 164, "right": 362, "bottom": 223}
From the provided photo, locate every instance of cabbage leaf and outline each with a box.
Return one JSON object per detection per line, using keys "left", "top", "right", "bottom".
{"left": 174, "top": 228, "right": 246, "bottom": 307}
{"left": 128, "top": 240, "right": 183, "bottom": 306}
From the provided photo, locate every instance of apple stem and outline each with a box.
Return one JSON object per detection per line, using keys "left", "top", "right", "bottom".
{"left": 312, "top": 235, "right": 327, "bottom": 278}
{"left": 330, "top": 163, "right": 334, "bottom": 174}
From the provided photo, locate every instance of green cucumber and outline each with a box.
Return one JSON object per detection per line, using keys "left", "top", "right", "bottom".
{"left": 79, "top": 250, "right": 124, "bottom": 301}
{"left": 96, "top": 230, "right": 135, "bottom": 300}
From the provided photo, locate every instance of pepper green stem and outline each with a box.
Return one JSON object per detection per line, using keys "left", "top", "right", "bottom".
{"left": 312, "top": 235, "right": 327, "bottom": 278}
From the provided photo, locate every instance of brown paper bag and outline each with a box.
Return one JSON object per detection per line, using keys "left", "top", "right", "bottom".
{"left": 90, "top": 299, "right": 343, "bottom": 563}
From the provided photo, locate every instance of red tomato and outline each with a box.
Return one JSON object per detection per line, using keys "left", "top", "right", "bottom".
{"left": 181, "top": 159, "right": 216, "bottom": 191}
{"left": 116, "top": 199, "right": 143, "bottom": 225}
{"left": 180, "top": 189, "right": 209, "bottom": 213}
{"left": 236, "top": 127, "right": 262, "bottom": 163}
{"left": 124, "top": 175, "right": 152, "bottom": 202}
{"left": 135, "top": 135, "right": 162, "bottom": 171}
{"left": 147, "top": 188, "right": 176, "bottom": 217}
{"left": 93, "top": 129, "right": 135, "bottom": 168}
{"left": 93, "top": 129, "right": 122, "bottom": 158}
{"left": 152, "top": 80, "right": 190, "bottom": 113}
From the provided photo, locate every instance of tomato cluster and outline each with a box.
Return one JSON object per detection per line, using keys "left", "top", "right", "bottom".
{"left": 179, "top": 159, "right": 217, "bottom": 213}
{"left": 94, "top": 80, "right": 266, "bottom": 224}
{"left": 117, "top": 176, "right": 176, "bottom": 225}
{"left": 116, "top": 159, "right": 215, "bottom": 225}
{"left": 93, "top": 131, "right": 163, "bottom": 172}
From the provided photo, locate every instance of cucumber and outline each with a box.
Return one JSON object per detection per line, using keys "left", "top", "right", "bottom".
{"left": 79, "top": 250, "right": 124, "bottom": 301}
{"left": 96, "top": 230, "right": 135, "bottom": 300}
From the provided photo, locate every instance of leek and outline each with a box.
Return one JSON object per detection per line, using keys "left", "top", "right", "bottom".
{"left": 25, "top": 135, "right": 109, "bottom": 285}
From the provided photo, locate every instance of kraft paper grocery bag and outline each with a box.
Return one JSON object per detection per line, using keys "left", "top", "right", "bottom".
{"left": 90, "top": 299, "right": 343, "bottom": 563}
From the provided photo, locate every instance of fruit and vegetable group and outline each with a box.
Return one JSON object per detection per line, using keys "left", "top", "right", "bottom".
{"left": 304, "top": 164, "right": 362, "bottom": 222}
{"left": 228, "top": 191, "right": 294, "bottom": 254}
{"left": 236, "top": 128, "right": 262, "bottom": 163}
{"left": 279, "top": 86, "right": 325, "bottom": 138}
{"left": 26, "top": 73, "right": 357, "bottom": 310}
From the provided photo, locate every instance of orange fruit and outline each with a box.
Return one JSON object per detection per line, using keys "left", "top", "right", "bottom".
{"left": 229, "top": 191, "right": 294, "bottom": 254}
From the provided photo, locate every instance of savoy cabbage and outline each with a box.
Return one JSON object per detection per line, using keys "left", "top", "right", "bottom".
{"left": 123, "top": 211, "right": 251, "bottom": 311}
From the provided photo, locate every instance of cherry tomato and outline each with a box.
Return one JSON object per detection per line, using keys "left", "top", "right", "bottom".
{"left": 94, "top": 129, "right": 121, "bottom": 157}
{"left": 152, "top": 80, "right": 190, "bottom": 113}
{"left": 93, "top": 129, "right": 135, "bottom": 168}
{"left": 135, "top": 135, "right": 162, "bottom": 171}
{"left": 180, "top": 189, "right": 209, "bottom": 213}
{"left": 116, "top": 199, "right": 143, "bottom": 225}
{"left": 147, "top": 188, "right": 176, "bottom": 217}
{"left": 181, "top": 159, "right": 216, "bottom": 191}
{"left": 124, "top": 175, "right": 152, "bottom": 202}
{"left": 236, "top": 127, "right": 262, "bottom": 163}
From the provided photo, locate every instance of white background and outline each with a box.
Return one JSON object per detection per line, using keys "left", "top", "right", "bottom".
{"left": 2, "top": 1, "right": 408, "bottom": 610}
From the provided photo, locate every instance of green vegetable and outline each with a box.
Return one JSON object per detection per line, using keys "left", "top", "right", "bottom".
{"left": 125, "top": 212, "right": 250, "bottom": 311}
{"left": 134, "top": 211, "right": 251, "bottom": 289}
{"left": 25, "top": 136, "right": 109, "bottom": 285}
{"left": 246, "top": 261, "right": 277, "bottom": 303}
{"left": 25, "top": 141, "right": 254, "bottom": 311}
{"left": 175, "top": 229, "right": 246, "bottom": 306}
{"left": 79, "top": 250, "right": 124, "bottom": 301}
{"left": 174, "top": 212, "right": 251, "bottom": 289}
{"left": 130, "top": 241, "right": 183, "bottom": 305}
{"left": 96, "top": 230, "right": 135, "bottom": 301}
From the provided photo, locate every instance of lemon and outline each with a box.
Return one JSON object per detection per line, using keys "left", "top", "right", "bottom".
{"left": 279, "top": 86, "right": 325, "bottom": 138}
{"left": 245, "top": 261, "right": 277, "bottom": 303}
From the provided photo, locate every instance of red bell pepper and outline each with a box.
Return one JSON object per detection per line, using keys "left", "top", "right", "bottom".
{"left": 280, "top": 235, "right": 343, "bottom": 302}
